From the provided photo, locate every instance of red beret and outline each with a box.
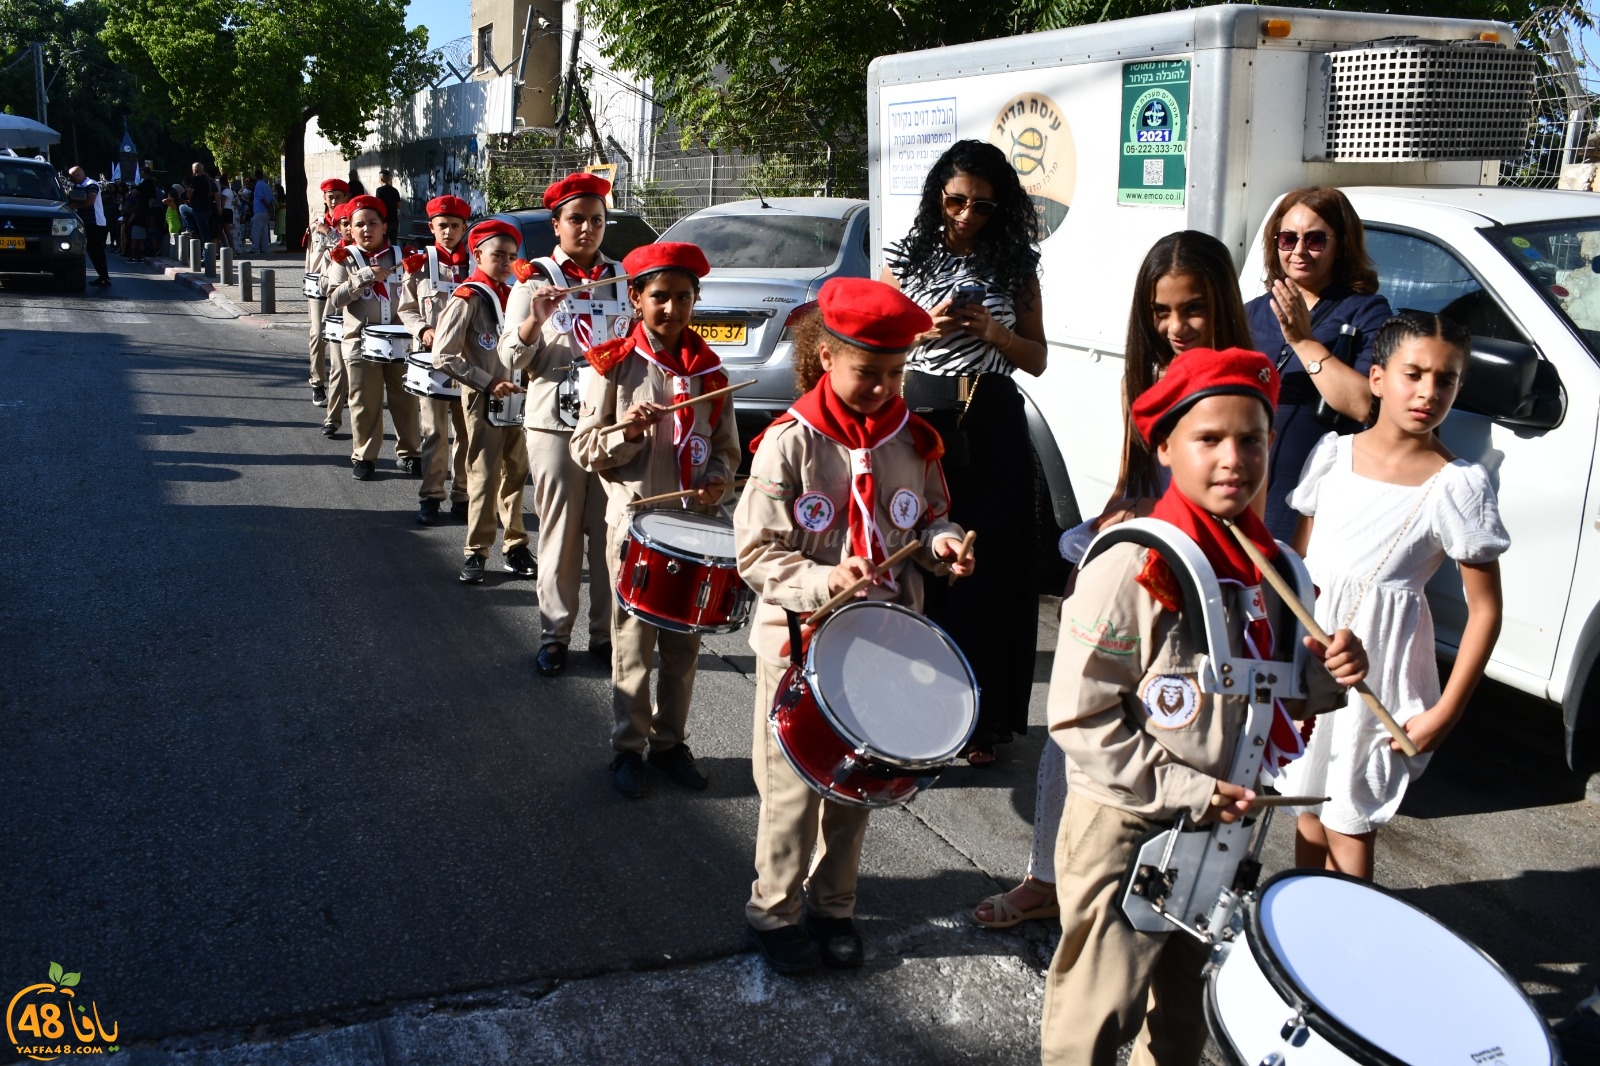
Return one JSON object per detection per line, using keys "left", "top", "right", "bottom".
{"left": 426, "top": 195, "right": 471, "bottom": 220}
{"left": 543, "top": 173, "right": 611, "bottom": 211}
{"left": 1131, "top": 347, "right": 1280, "bottom": 445}
{"left": 817, "top": 277, "right": 931, "bottom": 354}
{"left": 347, "top": 194, "right": 386, "bottom": 221}
{"left": 622, "top": 242, "right": 710, "bottom": 284}
{"left": 319, "top": 178, "right": 349, "bottom": 194}
{"left": 330, "top": 201, "right": 354, "bottom": 222}
{"left": 468, "top": 219, "right": 521, "bottom": 252}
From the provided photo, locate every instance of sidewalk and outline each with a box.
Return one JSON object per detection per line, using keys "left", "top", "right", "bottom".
{"left": 148, "top": 241, "right": 312, "bottom": 331}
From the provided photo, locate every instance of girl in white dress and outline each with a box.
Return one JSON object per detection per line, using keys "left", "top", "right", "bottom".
{"left": 1279, "top": 310, "right": 1509, "bottom": 879}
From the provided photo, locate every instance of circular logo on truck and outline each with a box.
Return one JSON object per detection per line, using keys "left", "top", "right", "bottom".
{"left": 991, "top": 92, "right": 1076, "bottom": 238}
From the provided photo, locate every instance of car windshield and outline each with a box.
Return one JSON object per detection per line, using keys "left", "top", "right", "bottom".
{"left": 663, "top": 214, "right": 847, "bottom": 270}
{"left": 1484, "top": 218, "right": 1600, "bottom": 361}
{"left": 0, "top": 162, "right": 61, "bottom": 201}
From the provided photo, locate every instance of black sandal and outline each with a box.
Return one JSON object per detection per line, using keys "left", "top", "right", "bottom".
{"left": 802, "top": 912, "right": 864, "bottom": 969}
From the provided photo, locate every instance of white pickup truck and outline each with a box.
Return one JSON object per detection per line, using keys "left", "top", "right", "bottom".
{"left": 867, "top": 5, "right": 1600, "bottom": 775}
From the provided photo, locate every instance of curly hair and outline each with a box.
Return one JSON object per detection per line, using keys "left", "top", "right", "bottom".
{"left": 792, "top": 305, "right": 880, "bottom": 394}
{"left": 1260, "top": 187, "right": 1379, "bottom": 295}
{"left": 894, "top": 140, "right": 1040, "bottom": 307}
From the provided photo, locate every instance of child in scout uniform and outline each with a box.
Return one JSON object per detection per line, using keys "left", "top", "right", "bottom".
{"left": 305, "top": 177, "right": 349, "bottom": 410}
{"left": 733, "top": 277, "right": 974, "bottom": 975}
{"left": 500, "top": 173, "right": 622, "bottom": 676}
{"left": 324, "top": 194, "right": 422, "bottom": 479}
{"left": 1039, "top": 347, "right": 1369, "bottom": 1066}
{"left": 431, "top": 219, "right": 537, "bottom": 584}
{"left": 398, "top": 194, "right": 474, "bottom": 526}
{"left": 570, "top": 242, "right": 739, "bottom": 799}
{"left": 317, "top": 201, "right": 356, "bottom": 438}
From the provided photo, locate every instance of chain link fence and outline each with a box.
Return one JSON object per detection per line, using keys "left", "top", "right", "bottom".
{"left": 1502, "top": 3, "right": 1599, "bottom": 188}
{"left": 482, "top": 128, "right": 866, "bottom": 233}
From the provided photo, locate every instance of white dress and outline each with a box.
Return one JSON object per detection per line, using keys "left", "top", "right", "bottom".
{"left": 1275, "top": 433, "right": 1510, "bottom": 834}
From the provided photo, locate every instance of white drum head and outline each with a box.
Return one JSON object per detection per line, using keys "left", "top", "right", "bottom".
{"left": 808, "top": 601, "right": 976, "bottom": 764}
{"left": 362, "top": 325, "right": 411, "bottom": 340}
{"left": 1256, "top": 873, "right": 1552, "bottom": 1064}
{"left": 632, "top": 510, "right": 736, "bottom": 563}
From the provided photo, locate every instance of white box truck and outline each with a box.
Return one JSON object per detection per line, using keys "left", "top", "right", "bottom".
{"left": 867, "top": 4, "right": 1600, "bottom": 775}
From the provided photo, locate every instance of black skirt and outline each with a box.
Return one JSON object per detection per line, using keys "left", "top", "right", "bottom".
{"left": 919, "top": 372, "right": 1037, "bottom": 743}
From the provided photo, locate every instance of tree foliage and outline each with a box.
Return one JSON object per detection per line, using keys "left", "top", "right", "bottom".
{"left": 595, "top": 0, "right": 1566, "bottom": 155}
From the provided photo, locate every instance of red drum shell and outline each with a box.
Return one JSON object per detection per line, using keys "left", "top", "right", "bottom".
{"left": 770, "top": 664, "right": 925, "bottom": 808}
{"left": 614, "top": 511, "right": 753, "bottom": 634}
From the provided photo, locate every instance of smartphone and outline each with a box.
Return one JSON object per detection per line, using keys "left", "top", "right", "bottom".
{"left": 949, "top": 282, "right": 987, "bottom": 310}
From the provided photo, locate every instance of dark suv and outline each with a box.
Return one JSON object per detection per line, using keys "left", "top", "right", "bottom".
{"left": 0, "top": 158, "right": 87, "bottom": 290}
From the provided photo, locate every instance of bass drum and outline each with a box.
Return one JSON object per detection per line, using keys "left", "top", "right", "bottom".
{"left": 1205, "top": 870, "right": 1558, "bottom": 1065}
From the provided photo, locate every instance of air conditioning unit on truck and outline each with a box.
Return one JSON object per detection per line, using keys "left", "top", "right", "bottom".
{"left": 867, "top": 4, "right": 1600, "bottom": 777}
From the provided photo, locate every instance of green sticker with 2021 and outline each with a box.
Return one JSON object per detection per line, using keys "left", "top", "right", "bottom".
{"left": 1119, "top": 60, "right": 1189, "bottom": 207}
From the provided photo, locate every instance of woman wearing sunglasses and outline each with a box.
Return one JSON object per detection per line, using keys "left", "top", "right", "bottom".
{"left": 1247, "top": 186, "right": 1393, "bottom": 541}
{"left": 880, "top": 139, "right": 1048, "bottom": 766}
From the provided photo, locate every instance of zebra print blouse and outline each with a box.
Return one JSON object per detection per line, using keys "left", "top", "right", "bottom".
{"left": 884, "top": 238, "right": 1018, "bottom": 377}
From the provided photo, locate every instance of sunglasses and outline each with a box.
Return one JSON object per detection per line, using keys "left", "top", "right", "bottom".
{"left": 1275, "top": 229, "right": 1330, "bottom": 253}
{"left": 943, "top": 194, "right": 997, "bottom": 217}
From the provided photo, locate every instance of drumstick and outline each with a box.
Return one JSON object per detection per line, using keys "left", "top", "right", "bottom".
{"left": 600, "top": 379, "right": 756, "bottom": 436}
{"left": 1211, "top": 793, "right": 1331, "bottom": 808}
{"left": 629, "top": 477, "right": 750, "bottom": 508}
{"left": 1220, "top": 518, "right": 1419, "bottom": 757}
{"left": 524, "top": 273, "right": 632, "bottom": 296}
{"left": 807, "top": 540, "right": 924, "bottom": 626}
{"left": 936, "top": 530, "right": 977, "bottom": 587}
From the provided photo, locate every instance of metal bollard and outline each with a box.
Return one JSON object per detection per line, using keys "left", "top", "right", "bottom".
{"left": 178, "top": 232, "right": 190, "bottom": 262}
{"left": 188, "top": 238, "right": 202, "bottom": 273}
{"left": 203, "top": 242, "right": 217, "bottom": 279}
{"left": 240, "top": 261, "right": 253, "bottom": 303}
{"left": 221, "top": 247, "right": 235, "bottom": 285}
{"left": 260, "top": 269, "right": 276, "bottom": 314}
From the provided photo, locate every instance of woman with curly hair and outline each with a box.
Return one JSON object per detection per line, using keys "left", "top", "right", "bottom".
{"left": 880, "top": 139, "right": 1048, "bottom": 765}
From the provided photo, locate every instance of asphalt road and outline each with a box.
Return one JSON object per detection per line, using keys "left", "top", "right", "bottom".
{"left": 1, "top": 257, "right": 1596, "bottom": 1064}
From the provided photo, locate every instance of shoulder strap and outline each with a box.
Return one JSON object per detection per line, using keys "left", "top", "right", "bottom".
{"left": 458, "top": 281, "right": 505, "bottom": 333}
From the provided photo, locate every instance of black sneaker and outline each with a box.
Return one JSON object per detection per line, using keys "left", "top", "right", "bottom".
{"left": 504, "top": 544, "right": 537, "bottom": 578}
{"left": 312, "top": 385, "right": 328, "bottom": 407}
{"left": 650, "top": 743, "right": 709, "bottom": 790}
{"left": 747, "top": 923, "right": 821, "bottom": 976}
{"left": 460, "top": 553, "right": 487, "bottom": 584}
{"left": 320, "top": 422, "right": 337, "bottom": 438}
{"left": 609, "top": 751, "right": 650, "bottom": 799}
{"left": 1556, "top": 989, "right": 1600, "bottom": 1066}
{"left": 398, "top": 456, "right": 421, "bottom": 476}
{"left": 802, "top": 912, "right": 864, "bottom": 969}
{"left": 352, "top": 459, "right": 375, "bottom": 480}
{"left": 588, "top": 641, "right": 612, "bottom": 666}
{"left": 450, "top": 499, "right": 469, "bottom": 520}
{"left": 417, "top": 498, "right": 442, "bottom": 526}
{"left": 535, "top": 642, "right": 567, "bottom": 676}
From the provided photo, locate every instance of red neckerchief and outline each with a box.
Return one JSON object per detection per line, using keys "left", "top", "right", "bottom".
{"left": 462, "top": 268, "right": 510, "bottom": 311}
{"left": 1142, "top": 485, "right": 1310, "bottom": 771}
{"left": 627, "top": 323, "right": 726, "bottom": 491}
{"left": 363, "top": 244, "right": 394, "bottom": 299}
{"left": 437, "top": 242, "right": 470, "bottom": 271}
{"left": 559, "top": 254, "right": 612, "bottom": 347}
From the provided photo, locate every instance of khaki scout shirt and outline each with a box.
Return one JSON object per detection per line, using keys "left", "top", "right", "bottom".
{"left": 431, "top": 285, "right": 508, "bottom": 396}
{"left": 498, "top": 249, "right": 624, "bottom": 433}
{"left": 397, "top": 246, "right": 471, "bottom": 347}
{"left": 568, "top": 340, "right": 740, "bottom": 529}
{"left": 1048, "top": 541, "right": 1344, "bottom": 823}
{"left": 324, "top": 245, "right": 405, "bottom": 348}
{"left": 733, "top": 418, "right": 963, "bottom": 667}
{"left": 304, "top": 219, "right": 337, "bottom": 276}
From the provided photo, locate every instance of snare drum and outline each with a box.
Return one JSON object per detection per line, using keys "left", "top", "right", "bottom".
{"left": 1206, "top": 870, "right": 1557, "bottom": 1065}
{"left": 321, "top": 314, "right": 344, "bottom": 344}
{"left": 771, "top": 601, "right": 977, "bottom": 808}
{"left": 302, "top": 272, "right": 322, "bottom": 299}
{"left": 360, "top": 324, "right": 413, "bottom": 363}
{"left": 486, "top": 388, "right": 525, "bottom": 427}
{"left": 402, "top": 354, "right": 459, "bottom": 399}
{"left": 614, "top": 510, "right": 752, "bottom": 633}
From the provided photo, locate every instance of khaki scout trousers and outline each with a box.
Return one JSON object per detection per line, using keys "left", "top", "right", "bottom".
{"left": 1040, "top": 792, "right": 1210, "bottom": 1066}
{"left": 345, "top": 350, "right": 421, "bottom": 464}
{"left": 321, "top": 340, "right": 348, "bottom": 429}
{"left": 746, "top": 658, "right": 871, "bottom": 931}
{"left": 461, "top": 388, "right": 530, "bottom": 557}
{"left": 606, "top": 518, "right": 700, "bottom": 755}
{"left": 526, "top": 427, "right": 610, "bottom": 646}
{"left": 419, "top": 395, "right": 468, "bottom": 504}
{"left": 308, "top": 296, "right": 327, "bottom": 387}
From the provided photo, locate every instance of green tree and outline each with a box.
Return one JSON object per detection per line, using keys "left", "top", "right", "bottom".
{"left": 101, "top": 0, "right": 435, "bottom": 246}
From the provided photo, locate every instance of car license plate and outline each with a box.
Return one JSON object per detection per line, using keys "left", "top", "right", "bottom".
{"left": 0, "top": 236, "right": 24, "bottom": 250}
{"left": 693, "top": 320, "right": 747, "bottom": 345}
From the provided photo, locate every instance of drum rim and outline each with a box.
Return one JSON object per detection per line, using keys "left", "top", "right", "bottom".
{"left": 611, "top": 588, "right": 751, "bottom": 634}
{"left": 1200, "top": 962, "right": 1252, "bottom": 1066}
{"left": 361, "top": 324, "right": 413, "bottom": 337}
{"left": 766, "top": 669, "right": 916, "bottom": 809}
{"left": 625, "top": 510, "right": 741, "bottom": 569}
{"left": 802, "top": 600, "right": 979, "bottom": 769}
{"left": 1243, "top": 868, "right": 1558, "bottom": 1066}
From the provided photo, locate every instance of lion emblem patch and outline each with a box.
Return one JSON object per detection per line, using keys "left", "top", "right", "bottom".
{"left": 1138, "top": 674, "right": 1201, "bottom": 730}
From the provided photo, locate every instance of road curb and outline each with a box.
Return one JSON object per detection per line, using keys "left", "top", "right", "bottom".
{"left": 149, "top": 256, "right": 303, "bottom": 330}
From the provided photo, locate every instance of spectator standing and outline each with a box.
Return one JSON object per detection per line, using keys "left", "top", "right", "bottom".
{"left": 185, "top": 162, "right": 215, "bottom": 243}
{"left": 251, "top": 171, "right": 275, "bottom": 256}
{"left": 375, "top": 169, "right": 402, "bottom": 239}
{"left": 219, "top": 176, "right": 237, "bottom": 251}
{"left": 67, "top": 165, "right": 110, "bottom": 286}
{"left": 164, "top": 184, "right": 184, "bottom": 255}
{"left": 274, "top": 182, "right": 287, "bottom": 246}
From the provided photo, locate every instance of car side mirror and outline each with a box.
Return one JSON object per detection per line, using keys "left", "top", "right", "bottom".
{"left": 1456, "top": 336, "right": 1564, "bottom": 430}
{"left": 67, "top": 187, "right": 87, "bottom": 204}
